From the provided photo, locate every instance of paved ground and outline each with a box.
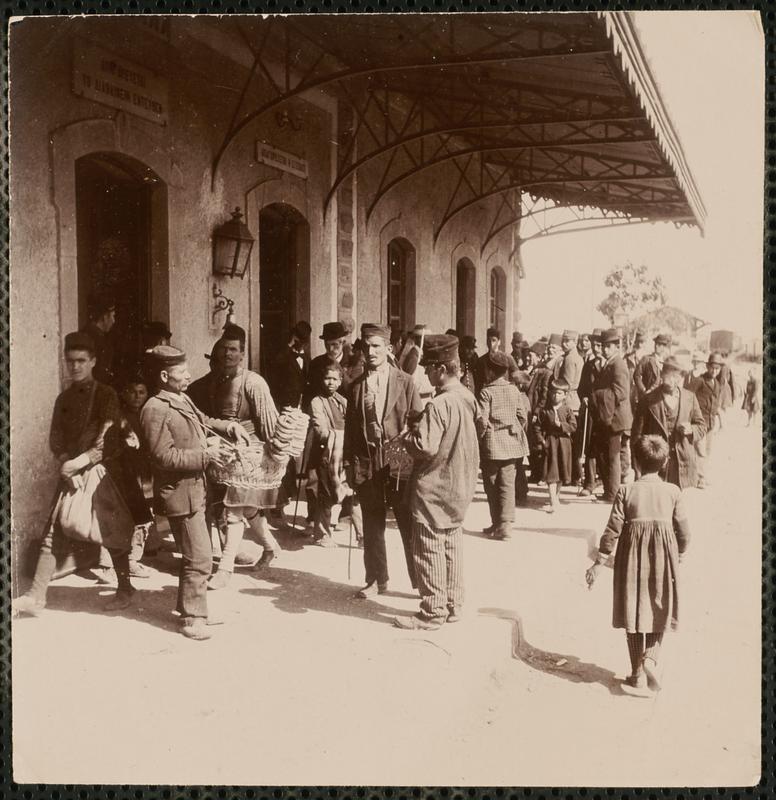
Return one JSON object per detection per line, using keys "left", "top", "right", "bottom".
{"left": 12, "top": 408, "right": 761, "bottom": 786}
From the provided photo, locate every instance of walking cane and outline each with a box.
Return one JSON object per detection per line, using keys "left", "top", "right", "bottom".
{"left": 577, "top": 402, "right": 590, "bottom": 497}
{"left": 347, "top": 514, "right": 353, "bottom": 581}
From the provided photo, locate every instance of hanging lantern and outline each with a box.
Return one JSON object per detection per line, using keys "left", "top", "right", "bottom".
{"left": 212, "top": 207, "right": 254, "bottom": 279}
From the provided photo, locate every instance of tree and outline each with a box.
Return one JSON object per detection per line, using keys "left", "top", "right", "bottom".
{"left": 597, "top": 261, "right": 668, "bottom": 328}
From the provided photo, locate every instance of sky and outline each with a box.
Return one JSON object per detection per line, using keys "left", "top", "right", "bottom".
{"left": 517, "top": 11, "right": 764, "bottom": 344}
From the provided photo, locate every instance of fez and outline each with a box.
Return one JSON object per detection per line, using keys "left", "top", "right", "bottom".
{"left": 654, "top": 333, "right": 671, "bottom": 347}
{"left": 548, "top": 333, "right": 562, "bottom": 347}
{"left": 361, "top": 322, "right": 391, "bottom": 341}
{"left": 562, "top": 330, "right": 579, "bottom": 340}
{"left": 486, "top": 350, "right": 510, "bottom": 372}
{"left": 661, "top": 355, "right": 684, "bottom": 373}
{"left": 420, "top": 334, "right": 459, "bottom": 365}
{"left": 600, "top": 328, "right": 621, "bottom": 345}
{"left": 591, "top": 328, "right": 603, "bottom": 339}
{"left": 550, "top": 377, "right": 570, "bottom": 392}
{"left": 320, "top": 321, "right": 348, "bottom": 341}
{"left": 486, "top": 327, "right": 501, "bottom": 340}
{"left": 147, "top": 345, "right": 187, "bottom": 368}
{"left": 64, "top": 331, "right": 95, "bottom": 354}
{"left": 707, "top": 352, "right": 725, "bottom": 367}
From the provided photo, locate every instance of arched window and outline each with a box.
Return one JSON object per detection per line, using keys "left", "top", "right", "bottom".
{"left": 455, "top": 258, "right": 476, "bottom": 337}
{"left": 489, "top": 266, "right": 507, "bottom": 337}
{"left": 387, "top": 237, "right": 416, "bottom": 333}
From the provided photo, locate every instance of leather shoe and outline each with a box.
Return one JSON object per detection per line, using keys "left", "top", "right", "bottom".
{"left": 254, "top": 550, "right": 276, "bottom": 570}
{"left": 446, "top": 608, "right": 462, "bottom": 623}
{"left": 393, "top": 614, "right": 444, "bottom": 631}
{"left": 105, "top": 589, "right": 135, "bottom": 612}
{"left": 356, "top": 582, "right": 378, "bottom": 598}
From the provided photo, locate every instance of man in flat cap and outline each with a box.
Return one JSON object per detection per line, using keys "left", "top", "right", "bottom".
{"left": 632, "top": 356, "right": 705, "bottom": 489}
{"left": 344, "top": 323, "right": 424, "bottom": 597}
{"left": 13, "top": 332, "right": 136, "bottom": 618}
{"left": 474, "top": 328, "right": 518, "bottom": 396}
{"left": 590, "top": 329, "right": 633, "bottom": 503}
{"left": 685, "top": 352, "right": 723, "bottom": 488}
{"left": 140, "top": 346, "right": 251, "bottom": 640}
{"left": 633, "top": 333, "right": 672, "bottom": 404}
{"left": 187, "top": 325, "right": 283, "bottom": 584}
{"left": 394, "top": 335, "right": 479, "bottom": 630}
{"left": 82, "top": 291, "right": 117, "bottom": 386}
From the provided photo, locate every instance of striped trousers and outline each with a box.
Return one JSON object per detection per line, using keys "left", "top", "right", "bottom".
{"left": 411, "top": 520, "right": 464, "bottom": 622}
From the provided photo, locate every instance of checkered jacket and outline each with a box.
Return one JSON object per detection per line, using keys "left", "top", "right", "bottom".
{"left": 477, "top": 378, "right": 530, "bottom": 461}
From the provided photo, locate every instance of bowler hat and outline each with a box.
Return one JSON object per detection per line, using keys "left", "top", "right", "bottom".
{"left": 706, "top": 352, "right": 725, "bottom": 367}
{"left": 291, "top": 321, "right": 311, "bottom": 342}
{"left": 661, "top": 355, "right": 684, "bottom": 373}
{"left": 600, "top": 328, "right": 621, "bottom": 345}
{"left": 64, "top": 331, "right": 95, "bottom": 354}
{"left": 654, "top": 333, "right": 671, "bottom": 347}
{"left": 320, "top": 321, "right": 348, "bottom": 341}
{"left": 420, "top": 334, "right": 459, "bottom": 366}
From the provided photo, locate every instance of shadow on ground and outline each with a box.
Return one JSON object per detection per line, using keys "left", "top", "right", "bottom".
{"left": 479, "top": 606, "right": 627, "bottom": 697}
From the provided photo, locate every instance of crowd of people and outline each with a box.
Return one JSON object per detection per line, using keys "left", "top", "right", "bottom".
{"left": 12, "top": 292, "right": 760, "bottom": 688}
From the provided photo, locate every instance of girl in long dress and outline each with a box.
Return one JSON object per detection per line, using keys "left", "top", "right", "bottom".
{"left": 586, "top": 435, "right": 691, "bottom": 692}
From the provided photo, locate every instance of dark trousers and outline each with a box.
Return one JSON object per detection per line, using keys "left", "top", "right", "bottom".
{"left": 515, "top": 461, "right": 528, "bottom": 504}
{"left": 482, "top": 459, "right": 517, "bottom": 526}
{"left": 356, "top": 474, "right": 415, "bottom": 587}
{"left": 168, "top": 510, "right": 212, "bottom": 621}
{"left": 620, "top": 432, "right": 632, "bottom": 476}
{"left": 595, "top": 430, "right": 624, "bottom": 500}
{"left": 27, "top": 522, "right": 130, "bottom": 603}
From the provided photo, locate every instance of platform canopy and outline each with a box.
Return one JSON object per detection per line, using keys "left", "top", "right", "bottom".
{"left": 214, "top": 12, "right": 706, "bottom": 240}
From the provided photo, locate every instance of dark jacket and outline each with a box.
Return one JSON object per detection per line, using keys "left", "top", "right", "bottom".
{"left": 526, "top": 365, "right": 552, "bottom": 420}
{"left": 303, "top": 353, "right": 357, "bottom": 408}
{"left": 270, "top": 346, "right": 310, "bottom": 409}
{"left": 633, "top": 353, "right": 662, "bottom": 402}
{"left": 591, "top": 355, "right": 633, "bottom": 434}
{"left": 140, "top": 390, "right": 232, "bottom": 517}
{"left": 343, "top": 364, "right": 424, "bottom": 484}
{"left": 632, "top": 387, "right": 706, "bottom": 489}
{"left": 686, "top": 374, "right": 721, "bottom": 427}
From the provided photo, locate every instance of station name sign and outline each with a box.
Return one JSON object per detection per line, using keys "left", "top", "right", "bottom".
{"left": 73, "top": 41, "right": 169, "bottom": 126}
{"left": 257, "top": 142, "right": 308, "bottom": 179}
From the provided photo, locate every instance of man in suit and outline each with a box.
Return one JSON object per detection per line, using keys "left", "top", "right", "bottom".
{"left": 590, "top": 329, "right": 633, "bottom": 502}
{"left": 270, "top": 322, "right": 311, "bottom": 409}
{"left": 303, "top": 321, "right": 354, "bottom": 407}
{"left": 685, "top": 352, "right": 722, "bottom": 489}
{"left": 633, "top": 333, "right": 671, "bottom": 404}
{"left": 344, "top": 323, "right": 424, "bottom": 597}
{"left": 577, "top": 330, "right": 605, "bottom": 496}
{"left": 140, "top": 346, "right": 250, "bottom": 640}
{"left": 632, "top": 356, "right": 706, "bottom": 489}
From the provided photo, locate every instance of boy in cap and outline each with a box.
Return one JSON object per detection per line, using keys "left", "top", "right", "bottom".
{"left": 394, "top": 335, "right": 479, "bottom": 629}
{"left": 474, "top": 328, "right": 518, "bottom": 395}
{"left": 685, "top": 352, "right": 723, "bottom": 488}
{"left": 140, "top": 346, "right": 251, "bottom": 639}
{"left": 344, "top": 323, "right": 424, "bottom": 597}
{"left": 632, "top": 356, "right": 706, "bottom": 489}
{"left": 13, "top": 332, "right": 136, "bottom": 617}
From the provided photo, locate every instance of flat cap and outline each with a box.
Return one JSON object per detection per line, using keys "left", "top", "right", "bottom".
{"left": 146, "top": 345, "right": 187, "bottom": 368}
{"left": 486, "top": 350, "right": 510, "bottom": 372}
{"left": 654, "top": 333, "right": 672, "bottom": 346}
{"left": 420, "top": 334, "right": 459, "bottom": 366}
{"left": 550, "top": 377, "right": 570, "bottom": 392}
{"left": 361, "top": 322, "right": 391, "bottom": 341}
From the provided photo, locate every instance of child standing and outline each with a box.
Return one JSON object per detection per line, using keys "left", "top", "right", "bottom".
{"left": 586, "top": 435, "right": 691, "bottom": 692}
{"left": 536, "top": 378, "right": 577, "bottom": 512}
{"left": 310, "top": 363, "right": 363, "bottom": 547}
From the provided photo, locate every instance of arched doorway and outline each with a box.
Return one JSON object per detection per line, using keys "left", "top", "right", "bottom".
{"left": 455, "top": 258, "right": 476, "bottom": 337}
{"left": 75, "top": 152, "right": 168, "bottom": 379}
{"left": 258, "top": 203, "right": 310, "bottom": 377}
{"left": 387, "top": 237, "right": 416, "bottom": 334}
{"left": 489, "top": 266, "right": 507, "bottom": 339}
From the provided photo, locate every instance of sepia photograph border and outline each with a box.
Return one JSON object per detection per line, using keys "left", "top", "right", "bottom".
{"left": 0, "top": 2, "right": 771, "bottom": 797}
